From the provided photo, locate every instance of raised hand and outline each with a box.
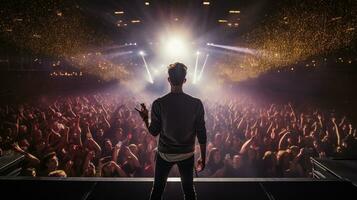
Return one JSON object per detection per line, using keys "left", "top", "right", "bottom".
{"left": 331, "top": 117, "right": 336, "bottom": 124}
{"left": 12, "top": 143, "right": 24, "bottom": 153}
{"left": 135, "top": 103, "right": 150, "bottom": 129}
{"left": 135, "top": 103, "right": 148, "bottom": 120}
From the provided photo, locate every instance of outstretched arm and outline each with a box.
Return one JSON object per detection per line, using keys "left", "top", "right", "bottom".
{"left": 240, "top": 136, "right": 254, "bottom": 154}
{"left": 288, "top": 103, "right": 297, "bottom": 122}
{"left": 278, "top": 131, "right": 290, "bottom": 150}
{"left": 12, "top": 144, "right": 40, "bottom": 167}
{"left": 331, "top": 118, "right": 341, "bottom": 147}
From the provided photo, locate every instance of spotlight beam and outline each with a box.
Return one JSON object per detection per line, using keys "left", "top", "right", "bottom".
{"left": 140, "top": 53, "right": 154, "bottom": 84}
{"left": 207, "top": 43, "right": 257, "bottom": 55}
{"left": 104, "top": 51, "right": 133, "bottom": 59}
{"left": 193, "top": 52, "right": 200, "bottom": 84}
{"left": 99, "top": 43, "right": 136, "bottom": 52}
{"left": 198, "top": 54, "right": 209, "bottom": 81}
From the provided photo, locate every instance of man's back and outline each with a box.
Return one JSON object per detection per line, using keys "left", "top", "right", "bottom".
{"left": 137, "top": 62, "right": 206, "bottom": 200}
{"left": 149, "top": 92, "right": 206, "bottom": 154}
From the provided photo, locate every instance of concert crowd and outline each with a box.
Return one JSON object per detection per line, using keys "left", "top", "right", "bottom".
{"left": 0, "top": 92, "right": 356, "bottom": 178}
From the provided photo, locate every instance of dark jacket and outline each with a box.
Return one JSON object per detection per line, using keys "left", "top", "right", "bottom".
{"left": 148, "top": 92, "right": 207, "bottom": 154}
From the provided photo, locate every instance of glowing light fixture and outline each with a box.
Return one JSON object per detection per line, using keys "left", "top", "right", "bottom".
{"left": 163, "top": 36, "right": 188, "bottom": 59}
{"left": 229, "top": 10, "right": 240, "bottom": 14}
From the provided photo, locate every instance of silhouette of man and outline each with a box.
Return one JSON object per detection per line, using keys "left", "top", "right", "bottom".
{"left": 137, "top": 62, "right": 207, "bottom": 200}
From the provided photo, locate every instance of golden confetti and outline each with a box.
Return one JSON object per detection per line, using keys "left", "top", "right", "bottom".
{"left": 0, "top": 0, "right": 130, "bottom": 81}
{"left": 217, "top": 0, "right": 357, "bottom": 82}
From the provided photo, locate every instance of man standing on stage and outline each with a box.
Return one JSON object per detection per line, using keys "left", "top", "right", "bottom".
{"left": 136, "top": 62, "right": 207, "bottom": 200}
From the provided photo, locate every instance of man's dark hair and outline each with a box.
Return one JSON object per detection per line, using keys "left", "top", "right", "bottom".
{"left": 168, "top": 62, "right": 187, "bottom": 86}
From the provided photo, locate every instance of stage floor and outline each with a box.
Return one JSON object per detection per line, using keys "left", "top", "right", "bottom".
{"left": 312, "top": 157, "right": 357, "bottom": 185}
{"left": 1, "top": 177, "right": 357, "bottom": 200}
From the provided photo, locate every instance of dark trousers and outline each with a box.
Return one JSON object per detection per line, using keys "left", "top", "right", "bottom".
{"left": 149, "top": 154, "right": 196, "bottom": 200}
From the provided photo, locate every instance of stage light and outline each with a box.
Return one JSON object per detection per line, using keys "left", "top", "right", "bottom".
{"left": 139, "top": 51, "right": 153, "bottom": 83}
{"left": 156, "top": 29, "right": 195, "bottom": 65}
{"left": 198, "top": 54, "right": 209, "bottom": 81}
{"left": 104, "top": 50, "right": 133, "bottom": 59}
{"left": 207, "top": 43, "right": 257, "bottom": 55}
{"left": 218, "top": 19, "right": 228, "bottom": 23}
{"left": 229, "top": 10, "right": 240, "bottom": 14}
{"left": 166, "top": 37, "right": 185, "bottom": 54}
{"left": 193, "top": 51, "right": 200, "bottom": 84}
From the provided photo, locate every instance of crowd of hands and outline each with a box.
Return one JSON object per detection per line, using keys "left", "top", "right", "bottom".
{"left": 0, "top": 92, "right": 356, "bottom": 178}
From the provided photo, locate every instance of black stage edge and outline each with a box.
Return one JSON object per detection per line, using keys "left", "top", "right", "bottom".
{"left": 1, "top": 177, "right": 357, "bottom": 200}
{"left": 0, "top": 154, "right": 24, "bottom": 176}
{"left": 312, "top": 157, "right": 357, "bottom": 186}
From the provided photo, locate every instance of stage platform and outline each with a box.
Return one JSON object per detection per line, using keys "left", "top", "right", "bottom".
{"left": 1, "top": 177, "right": 357, "bottom": 200}
{"left": 312, "top": 157, "right": 357, "bottom": 186}
{"left": 0, "top": 153, "right": 24, "bottom": 176}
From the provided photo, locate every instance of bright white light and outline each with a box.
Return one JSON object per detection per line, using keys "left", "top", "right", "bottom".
{"left": 193, "top": 51, "right": 200, "bottom": 84}
{"left": 152, "top": 68, "right": 159, "bottom": 75}
{"left": 139, "top": 52, "right": 153, "bottom": 83}
{"left": 229, "top": 10, "right": 240, "bottom": 14}
{"left": 105, "top": 50, "right": 133, "bottom": 59}
{"left": 157, "top": 30, "right": 192, "bottom": 63}
{"left": 208, "top": 43, "right": 257, "bottom": 55}
{"left": 164, "top": 37, "right": 187, "bottom": 57}
{"left": 198, "top": 54, "right": 209, "bottom": 81}
{"left": 114, "top": 11, "right": 124, "bottom": 15}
